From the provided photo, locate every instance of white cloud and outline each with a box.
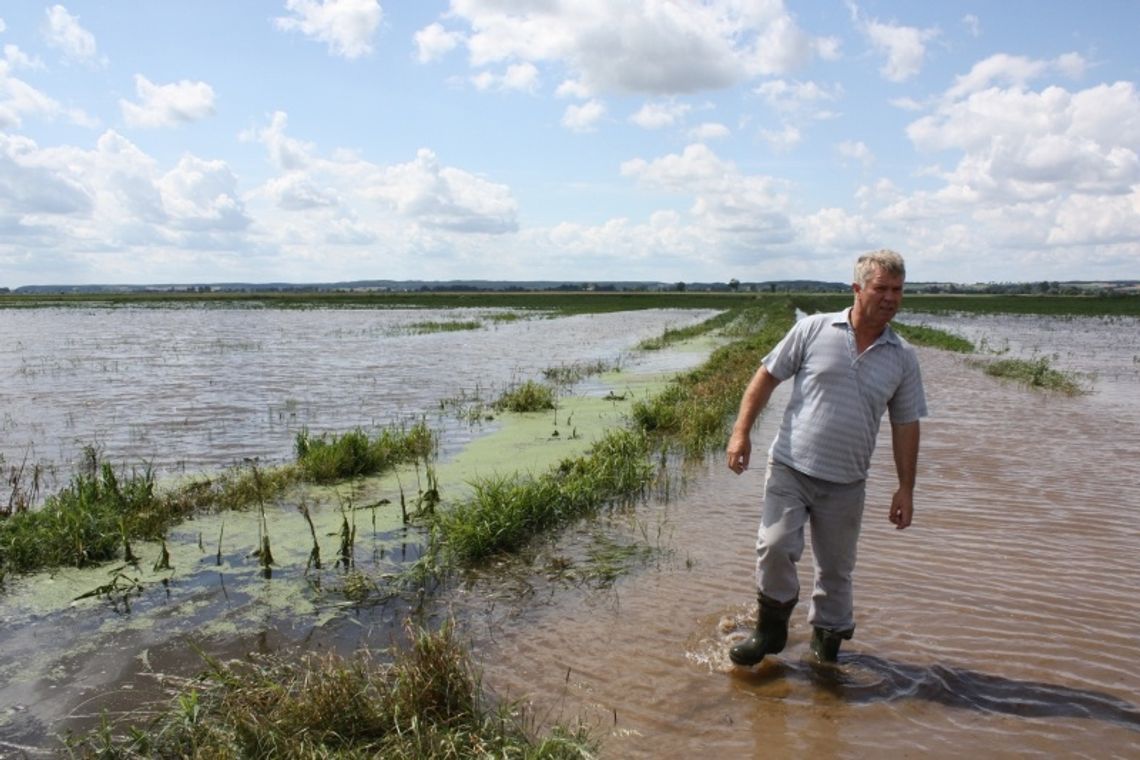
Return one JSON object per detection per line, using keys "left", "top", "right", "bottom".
{"left": 562, "top": 100, "right": 605, "bottom": 132}
{"left": 275, "top": 0, "right": 382, "bottom": 60}
{"left": 436, "top": 1, "right": 831, "bottom": 96}
{"left": 629, "top": 101, "right": 690, "bottom": 129}
{"left": 555, "top": 79, "right": 592, "bottom": 99}
{"left": 5, "top": 45, "right": 43, "bottom": 70}
{"left": 120, "top": 75, "right": 215, "bottom": 129}
{"left": 621, "top": 143, "right": 793, "bottom": 243}
{"left": 755, "top": 79, "right": 841, "bottom": 119}
{"left": 838, "top": 140, "right": 874, "bottom": 167}
{"left": 43, "top": 5, "right": 99, "bottom": 65}
{"left": 0, "top": 65, "right": 61, "bottom": 128}
{"left": 759, "top": 124, "right": 802, "bottom": 152}
{"left": 860, "top": 16, "right": 939, "bottom": 83}
{"left": 689, "top": 122, "right": 730, "bottom": 141}
{"left": 414, "top": 22, "right": 460, "bottom": 63}
{"left": 243, "top": 111, "right": 316, "bottom": 171}
{"left": 472, "top": 62, "right": 540, "bottom": 93}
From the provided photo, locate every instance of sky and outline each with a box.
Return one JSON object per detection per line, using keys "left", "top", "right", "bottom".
{"left": 2, "top": 1, "right": 1140, "bottom": 288}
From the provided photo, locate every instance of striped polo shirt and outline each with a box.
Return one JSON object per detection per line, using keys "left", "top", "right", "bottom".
{"left": 762, "top": 308, "right": 927, "bottom": 484}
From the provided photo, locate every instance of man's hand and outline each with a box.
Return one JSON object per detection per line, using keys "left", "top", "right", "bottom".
{"left": 889, "top": 488, "right": 914, "bottom": 530}
{"left": 727, "top": 430, "right": 751, "bottom": 474}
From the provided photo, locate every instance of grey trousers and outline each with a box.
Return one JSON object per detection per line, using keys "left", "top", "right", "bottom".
{"left": 754, "top": 461, "right": 866, "bottom": 632}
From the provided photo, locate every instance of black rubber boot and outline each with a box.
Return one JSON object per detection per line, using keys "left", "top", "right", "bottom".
{"left": 729, "top": 594, "right": 797, "bottom": 666}
{"left": 809, "top": 626, "right": 853, "bottom": 665}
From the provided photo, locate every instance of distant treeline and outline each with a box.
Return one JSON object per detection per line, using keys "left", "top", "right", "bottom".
{"left": 5, "top": 278, "right": 1137, "bottom": 297}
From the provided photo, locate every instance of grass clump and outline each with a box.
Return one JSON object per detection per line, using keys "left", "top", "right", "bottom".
{"left": 432, "top": 428, "right": 653, "bottom": 565}
{"left": 637, "top": 309, "right": 738, "bottom": 350}
{"left": 68, "top": 622, "right": 594, "bottom": 759}
{"left": 892, "top": 322, "right": 974, "bottom": 353}
{"left": 493, "top": 380, "right": 557, "bottom": 413}
{"left": 976, "top": 355, "right": 1085, "bottom": 395}
{"left": 295, "top": 421, "right": 436, "bottom": 484}
{"left": 408, "top": 320, "right": 483, "bottom": 334}
{"left": 0, "top": 460, "right": 164, "bottom": 573}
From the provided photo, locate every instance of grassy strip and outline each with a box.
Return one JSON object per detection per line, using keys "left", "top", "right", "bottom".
{"left": 407, "top": 320, "right": 483, "bottom": 333}
{"left": 630, "top": 303, "right": 794, "bottom": 454}
{"left": 0, "top": 424, "right": 434, "bottom": 577}
{"left": 891, "top": 322, "right": 974, "bottom": 353}
{"left": 975, "top": 356, "right": 1085, "bottom": 395}
{"left": 68, "top": 622, "right": 594, "bottom": 759}
{"left": 431, "top": 428, "right": 653, "bottom": 565}
{"left": 637, "top": 309, "right": 738, "bottom": 350}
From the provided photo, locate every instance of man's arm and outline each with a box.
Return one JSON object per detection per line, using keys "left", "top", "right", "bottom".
{"left": 889, "top": 420, "right": 920, "bottom": 529}
{"left": 726, "top": 366, "right": 781, "bottom": 474}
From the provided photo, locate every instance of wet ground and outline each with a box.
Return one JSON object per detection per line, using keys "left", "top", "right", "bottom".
{"left": 2, "top": 309, "right": 1139, "bottom": 758}
{"left": 462, "top": 314, "right": 1140, "bottom": 759}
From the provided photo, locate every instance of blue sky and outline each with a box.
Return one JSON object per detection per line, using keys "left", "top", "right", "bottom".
{"left": 2, "top": 1, "right": 1139, "bottom": 287}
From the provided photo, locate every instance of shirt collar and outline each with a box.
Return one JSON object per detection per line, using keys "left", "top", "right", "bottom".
{"left": 833, "top": 307, "right": 900, "bottom": 346}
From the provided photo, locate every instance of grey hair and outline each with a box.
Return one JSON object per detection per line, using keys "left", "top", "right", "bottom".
{"left": 854, "top": 249, "right": 906, "bottom": 286}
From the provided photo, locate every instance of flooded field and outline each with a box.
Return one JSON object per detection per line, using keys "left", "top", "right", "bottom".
{"left": 464, "top": 312, "right": 1140, "bottom": 759}
{"left": 2, "top": 307, "right": 1139, "bottom": 757}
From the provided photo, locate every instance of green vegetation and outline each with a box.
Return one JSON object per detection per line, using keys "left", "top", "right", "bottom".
{"left": 975, "top": 355, "right": 1085, "bottom": 395}
{"left": 295, "top": 422, "right": 436, "bottom": 484}
{"left": 68, "top": 622, "right": 593, "bottom": 759}
{"left": 631, "top": 303, "right": 793, "bottom": 454}
{"left": 795, "top": 292, "right": 1140, "bottom": 318}
{"left": 891, "top": 322, "right": 974, "bottom": 353}
{"left": 407, "top": 319, "right": 483, "bottom": 334}
{"left": 431, "top": 428, "right": 653, "bottom": 565}
{"left": 0, "top": 424, "right": 435, "bottom": 577}
{"left": 493, "top": 380, "right": 557, "bottom": 413}
{"left": 637, "top": 309, "right": 740, "bottom": 350}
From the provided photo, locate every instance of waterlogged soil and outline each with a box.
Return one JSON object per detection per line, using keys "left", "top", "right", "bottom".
{"left": 3, "top": 309, "right": 1140, "bottom": 758}
{"left": 458, "top": 312, "right": 1140, "bottom": 759}
{"left": 0, "top": 305, "right": 719, "bottom": 755}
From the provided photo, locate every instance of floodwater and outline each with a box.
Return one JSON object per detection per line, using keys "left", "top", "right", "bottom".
{"left": 2, "top": 307, "right": 1139, "bottom": 758}
{"left": 463, "top": 312, "right": 1140, "bottom": 759}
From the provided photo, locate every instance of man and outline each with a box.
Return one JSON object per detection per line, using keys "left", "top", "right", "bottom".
{"left": 726, "top": 249, "right": 926, "bottom": 666}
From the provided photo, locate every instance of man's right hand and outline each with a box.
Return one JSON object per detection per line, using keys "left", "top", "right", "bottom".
{"left": 727, "top": 431, "right": 751, "bottom": 474}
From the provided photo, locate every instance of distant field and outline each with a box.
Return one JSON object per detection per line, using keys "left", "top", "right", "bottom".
{"left": 2, "top": 289, "right": 1139, "bottom": 317}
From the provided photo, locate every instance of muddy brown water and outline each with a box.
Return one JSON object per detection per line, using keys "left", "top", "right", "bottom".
{"left": 2, "top": 309, "right": 1139, "bottom": 758}
{"left": 461, "top": 316, "right": 1140, "bottom": 759}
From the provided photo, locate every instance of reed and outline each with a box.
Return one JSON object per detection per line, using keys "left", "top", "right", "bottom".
{"left": 493, "top": 380, "right": 557, "bottom": 413}
{"left": 67, "top": 621, "right": 594, "bottom": 758}
{"left": 295, "top": 422, "right": 436, "bottom": 484}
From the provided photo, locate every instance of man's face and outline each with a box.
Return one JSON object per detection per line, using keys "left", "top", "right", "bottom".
{"left": 853, "top": 266, "right": 904, "bottom": 329}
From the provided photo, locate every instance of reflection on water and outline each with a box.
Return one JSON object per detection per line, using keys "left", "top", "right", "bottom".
{"left": 468, "top": 313, "right": 1140, "bottom": 759}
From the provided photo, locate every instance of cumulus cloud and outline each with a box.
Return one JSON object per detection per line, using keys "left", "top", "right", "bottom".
{"left": 472, "top": 62, "right": 539, "bottom": 93}
{"left": 562, "top": 100, "right": 605, "bottom": 132}
{"left": 629, "top": 101, "right": 691, "bottom": 130}
{"left": 275, "top": 0, "right": 382, "bottom": 59}
{"left": 962, "top": 14, "right": 981, "bottom": 38}
{"left": 755, "top": 79, "right": 841, "bottom": 119}
{"left": 43, "top": 5, "right": 100, "bottom": 65}
{"left": 621, "top": 143, "right": 793, "bottom": 242}
{"left": 120, "top": 75, "right": 215, "bottom": 129}
{"left": 423, "top": 1, "right": 832, "bottom": 96}
{"left": 838, "top": 140, "right": 874, "bottom": 167}
{"left": 688, "top": 122, "right": 730, "bottom": 141}
{"left": 865, "top": 19, "right": 939, "bottom": 82}
{"left": 414, "top": 22, "right": 460, "bottom": 63}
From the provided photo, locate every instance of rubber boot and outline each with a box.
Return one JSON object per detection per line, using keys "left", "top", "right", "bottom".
{"left": 809, "top": 626, "right": 853, "bottom": 665}
{"left": 729, "top": 594, "right": 797, "bottom": 666}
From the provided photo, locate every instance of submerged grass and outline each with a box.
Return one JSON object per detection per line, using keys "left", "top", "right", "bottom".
{"left": 407, "top": 319, "right": 483, "bottom": 334}
{"left": 891, "top": 322, "right": 974, "bottom": 353}
{"left": 493, "top": 380, "right": 557, "bottom": 413}
{"left": 68, "top": 621, "right": 594, "bottom": 759}
{"left": 0, "top": 423, "right": 436, "bottom": 577}
{"left": 431, "top": 428, "right": 653, "bottom": 565}
{"left": 294, "top": 422, "right": 436, "bottom": 484}
{"left": 975, "top": 355, "right": 1085, "bottom": 395}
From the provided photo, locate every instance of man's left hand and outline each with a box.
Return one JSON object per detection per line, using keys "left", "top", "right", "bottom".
{"left": 889, "top": 489, "right": 914, "bottom": 530}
